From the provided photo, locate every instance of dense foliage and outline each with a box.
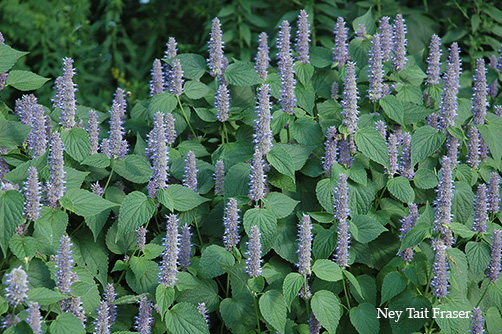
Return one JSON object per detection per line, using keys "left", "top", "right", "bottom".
{"left": 2, "top": 2, "right": 502, "bottom": 334}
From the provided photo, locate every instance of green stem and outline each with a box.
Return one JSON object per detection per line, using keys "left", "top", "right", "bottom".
{"left": 253, "top": 294, "right": 261, "bottom": 333}
{"left": 342, "top": 278, "right": 352, "bottom": 310}
{"left": 177, "top": 96, "right": 197, "bottom": 139}
{"left": 223, "top": 122, "right": 229, "bottom": 143}
{"left": 476, "top": 282, "right": 491, "bottom": 308}
{"left": 194, "top": 216, "right": 203, "bottom": 247}
{"left": 70, "top": 221, "right": 86, "bottom": 237}
{"left": 102, "top": 158, "right": 117, "bottom": 195}
{"left": 226, "top": 275, "right": 230, "bottom": 298}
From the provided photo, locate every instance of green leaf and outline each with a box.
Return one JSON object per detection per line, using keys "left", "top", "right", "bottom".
{"left": 294, "top": 62, "right": 314, "bottom": 86}
{"left": 223, "top": 162, "right": 250, "bottom": 197}
{"left": 220, "top": 298, "right": 255, "bottom": 334}
{"left": 81, "top": 153, "right": 110, "bottom": 168}
{"left": 379, "top": 95, "right": 404, "bottom": 125}
{"left": 348, "top": 38, "right": 371, "bottom": 67}
{"left": 316, "top": 178, "right": 336, "bottom": 214}
{"left": 64, "top": 167, "right": 89, "bottom": 190}
{"left": 114, "top": 154, "right": 153, "bottom": 184}
{"left": 486, "top": 307, "right": 502, "bottom": 334}
{"left": 387, "top": 176, "right": 415, "bottom": 203}
{"left": 165, "top": 302, "right": 210, "bottom": 334}
{"left": 125, "top": 258, "right": 159, "bottom": 295}
{"left": 352, "top": 8, "right": 376, "bottom": 34}
{"left": 352, "top": 215, "right": 387, "bottom": 243}
{"left": 312, "top": 259, "right": 343, "bottom": 282}
{"left": 350, "top": 303, "right": 380, "bottom": 334}
{"left": 344, "top": 270, "right": 363, "bottom": 296}
{"left": 148, "top": 92, "right": 177, "bottom": 116}
{"left": 349, "top": 180, "right": 375, "bottom": 215}
{"left": 282, "top": 272, "right": 304, "bottom": 308}
{"left": 183, "top": 81, "right": 210, "bottom": 100}
{"left": 33, "top": 207, "right": 68, "bottom": 253}
{"left": 28, "top": 287, "right": 68, "bottom": 305}
{"left": 310, "top": 46, "right": 332, "bottom": 68}
{"left": 380, "top": 271, "right": 407, "bottom": 304}
{"left": 0, "top": 43, "right": 28, "bottom": 73}
{"left": 263, "top": 192, "right": 299, "bottom": 219}
{"left": 0, "top": 120, "right": 31, "bottom": 149}
{"left": 413, "top": 168, "right": 438, "bottom": 189}
{"left": 61, "top": 128, "right": 91, "bottom": 162}
{"left": 465, "top": 241, "right": 491, "bottom": 277}
{"left": 478, "top": 123, "right": 502, "bottom": 164}
{"left": 243, "top": 208, "right": 277, "bottom": 246}
{"left": 50, "top": 313, "right": 85, "bottom": 334}
{"left": 398, "top": 221, "right": 431, "bottom": 254}
{"left": 199, "top": 245, "right": 235, "bottom": 279}
{"left": 117, "top": 191, "right": 155, "bottom": 240}
{"left": 9, "top": 235, "right": 37, "bottom": 261}
{"left": 224, "top": 61, "right": 262, "bottom": 86}
{"left": 290, "top": 117, "right": 323, "bottom": 146}
{"left": 6, "top": 70, "right": 49, "bottom": 91}
{"left": 3, "top": 321, "right": 32, "bottom": 333}
{"left": 389, "top": 289, "right": 431, "bottom": 333}
{"left": 355, "top": 127, "right": 390, "bottom": 169}
{"left": 311, "top": 290, "right": 341, "bottom": 333}
{"left": 169, "top": 53, "right": 207, "bottom": 80}
{"left": 259, "top": 290, "right": 287, "bottom": 333}
{"left": 313, "top": 227, "right": 336, "bottom": 259}
{"left": 267, "top": 146, "right": 295, "bottom": 179}
{"left": 452, "top": 181, "right": 474, "bottom": 224}
{"left": 403, "top": 102, "right": 432, "bottom": 124}
{"left": 0, "top": 190, "right": 24, "bottom": 256}
{"left": 74, "top": 230, "right": 108, "bottom": 287}
{"left": 158, "top": 184, "right": 210, "bottom": 212}
{"left": 411, "top": 126, "right": 445, "bottom": 166}
{"left": 60, "top": 189, "right": 117, "bottom": 217}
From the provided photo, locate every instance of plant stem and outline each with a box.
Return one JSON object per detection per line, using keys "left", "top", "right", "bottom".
{"left": 177, "top": 96, "right": 197, "bottom": 139}
{"left": 194, "top": 216, "right": 203, "bottom": 247}
{"left": 342, "top": 278, "right": 351, "bottom": 310}
{"left": 476, "top": 282, "right": 491, "bottom": 308}
{"left": 102, "top": 158, "right": 117, "bottom": 195}
{"left": 253, "top": 294, "right": 261, "bottom": 333}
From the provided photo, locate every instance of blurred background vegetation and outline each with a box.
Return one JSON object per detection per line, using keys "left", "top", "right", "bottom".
{"left": 0, "top": 0, "right": 501, "bottom": 110}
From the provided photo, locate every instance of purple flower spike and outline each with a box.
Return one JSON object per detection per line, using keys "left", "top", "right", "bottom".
{"left": 94, "top": 300, "right": 111, "bottom": 334}
{"left": 399, "top": 203, "right": 419, "bottom": 262}
{"left": 323, "top": 126, "right": 338, "bottom": 177}
{"left": 5, "top": 266, "right": 29, "bottom": 307}
{"left": 164, "top": 113, "right": 177, "bottom": 146}
{"left": 253, "top": 84, "right": 273, "bottom": 156}
{"left": 427, "top": 113, "right": 440, "bottom": 131}
{"left": 297, "top": 213, "right": 313, "bottom": 276}
{"left": 183, "top": 151, "right": 198, "bottom": 192}
{"left": 213, "top": 160, "right": 225, "bottom": 196}
{"left": 88, "top": 110, "right": 100, "bottom": 155}
{"left": 55, "top": 235, "right": 74, "bottom": 312}
{"left": 159, "top": 214, "right": 179, "bottom": 287}
{"left": 113, "top": 88, "right": 127, "bottom": 119}
{"left": 487, "top": 229, "right": 502, "bottom": 282}
{"left": 104, "top": 283, "right": 117, "bottom": 323}
{"left": 91, "top": 182, "right": 103, "bottom": 196}
{"left": 47, "top": 131, "right": 66, "bottom": 209}
{"left": 215, "top": 81, "right": 230, "bottom": 122}
{"left": 388, "top": 133, "right": 398, "bottom": 178}
{"left": 338, "top": 137, "right": 353, "bottom": 168}
{"left": 470, "top": 307, "right": 485, "bottom": 334}
{"left": 223, "top": 198, "right": 240, "bottom": 251}
{"left": 198, "top": 302, "right": 210, "bottom": 327}
{"left": 101, "top": 102, "right": 128, "bottom": 159}
{"left": 375, "top": 120, "right": 387, "bottom": 141}
{"left": 342, "top": 61, "right": 359, "bottom": 137}
{"left": 473, "top": 184, "right": 488, "bottom": 233}
{"left": 277, "top": 20, "right": 296, "bottom": 115}
{"left": 379, "top": 17, "right": 392, "bottom": 62}
{"left": 498, "top": 42, "right": 502, "bottom": 74}
{"left": 448, "top": 43, "right": 462, "bottom": 85}
{"left": 246, "top": 225, "right": 262, "bottom": 277}
{"left": 170, "top": 59, "right": 184, "bottom": 97}
{"left": 150, "top": 59, "right": 164, "bottom": 97}
{"left": 16, "top": 94, "right": 37, "bottom": 126}
{"left": 309, "top": 313, "right": 321, "bottom": 334}
{"left": 296, "top": 9, "right": 311, "bottom": 64}
{"left": 24, "top": 167, "right": 42, "bottom": 221}
{"left": 334, "top": 173, "right": 351, "bottom": 269}
{"left": 0, "top": 147, "right": 9, "bottom": 183}
{"left": 467, "top": 126, "right": 480, "bottom": 168}
{"left": 135, "top": 296, "right": 153, "bottom": 334}
{"left": 208, "top": 17, "right": 225, "bottom": 77}
{"left": 433, "top": 156, "right": 454, "bottom": 247}
{"left": 355, "top": 24, "right": 366, "bottom": 39}
{"left": 249, "top": 149, "right": 266, "bottom": 202}
{"left": 488, "top": 172, "right": 500, "bottom": 213}
{"left": 369, "top": 33, "right": 384, "bottom": 101}
{"left": 401, "top": 133, "right": 414, "bottom": 179}
{"left": 472, "top": 58, "right": 488, "bottom": 125}
{"left": 136, "top": 226, "right": 147, "bottom": 251}
{"left": 27, "top": 302, "right": 42, "bottom": 334}
{"left": 426, "top": 34, "right": 442, "bottom": 86}
{"left": 147, "top": 112, "right": 169, "bottom": 199}
{"left": 430, "top": 239, "right": 450, "bottom": 298}
{"left": 440, "top": 62, "right": 459, "bottom": 130}
{"left": 393, "top": 14, "right": 407, "bottom": 71}
{"left": 445, "top": 133, "right": 459, "bottom": 168}
{"left": 30, "top": 104, "right": 48, "bottom": 159}
{"left": 495, "top": 105, "right": 502, "bottom": 117}
{"left": 179, "top": 224, "right": 192, "bottom": 271}
{"left": 333, "top": 17, "right": 349, "bottom": 66}
{"left": 255, "top": 32, "right": 270, "bottom": 81}
{"left": 165, "top": 37, "right": 178, "bottom": 60}
{"left": 55, "top": 57, "right": 77, "bottom": 130}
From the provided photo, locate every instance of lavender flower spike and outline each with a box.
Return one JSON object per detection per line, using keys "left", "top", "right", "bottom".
{"left": 101, "top": 102, "right": 128, "bottom": 159}
{"left": 136, "top": 226, "right": 147, "bottom": 251}
{"left": 334, "top": 173, "right": 351, "bottom": 269}
{"left": 56, "top": 235, "right": 74, "bottom": 297}
{"left": 440, "top": 62, "right": 459, "bottom": 130}
{"left": 94, "top": 300, "right": 111, "bottom": 334}
{"left": 249, "top": 149, "right": 266, "bottom": 202}
{"left": 426, "top": 34, "right": 442, "bottom": 86}
{"left": 433, "top": 156, "right": 455, "bottom": 247}
{"left": 24, "top": 167, "right": 42, "bottom": 221}
{"left": 88, "top": 110, "right": 100, "bottom": 155}
{"left": 147, "top": 112, "right": 168, "bottom": 199}
{"left": 253, "top": 84, "right": 273, "bottom": 156}
{"left": 393, "top": 14, "right": 407, "bottom": 71}
{"left": 223, "top": 198, "right": 241, "bottom": 251}
{"left": 179, "top": 224, "right": 192, "bottom": 271}
{"left": 355, "top": 24, "right": 366, "bottom": 39}
{"left": 277, "top": 20, "right": 296, "bottom": 115}
{"left": 165, "top": 113, "right": 177, "bottom": 146}
{"left": 375, "top": 120, "right": 387, "bottom": 141}
{"left": 472, "top": 58, "right": 488, "bottom": 125}
{"left": 338, "top": 137, "right": 353, "bottom": 168}
{"left": 159, "top": 214, "right": 179, "bottom": 287}
{"left": 379, "top": 17, "right": 393, "bottom": 62}
{"left": 342, "top": 61, "right": 360, "bottom": 137}
{"left": 487, "top": 229, "right": 502, "bottom": 282}
{"left": 323, "top": 126, "right": 338, "bottom": 177}
{"left": 16, "top": 94, "right": 37, "bottom": 126}
{"left": 208, "top": 17, "right": 225, "bottom": 77}
{"left": 213, "top": 160, "right": 225, "bottom": 196}
{"left": 165, "top": 37, "right": 178, "bottom": 59}
{"left": 47, "top": 131, "right": 66, "bottom": 209}
{"left": 246, "top": 225, "right": 263, "bottom": 277}
{"left": 113, "top": 88, "right": 127, "bottom": 120}
{"left": 198, "top": 302, "right": 210, "bottom": 327}
{"left": 170, "top": 59, "right": 184, "bottom": 97}
{"left": 473, "top": 184, "right": 488, "bottom": 233}
{"left": 5, "top": 266, "right": 29, "bottom": 307}
{"left": 215, "top": 81, "right": 230, "bottom": 122}
{"left": 368, "top": 33, "right": 384, "bottom": 101}
{"left": 183, "top": 151, "right": 198, "bottom": 192}
{"left": 255, "top": 32, "right": 270, "bottom": 81}
{"left": 467, "top": 126, "right": 480, "bottom": 168}
{"left": 496, "top": 105, "right": 502, "bottom": 117}
{"left": 399, "top": 203, "right": 419, "bottom": 262}
{"left": 30, "top": 104, "right": 48, "bottom": 158}
{"left": 446, "top": 134, "right": 459, "bottom": 168}
{"left": 333, "top": 17, "right": 349, "bottom": 66}
{"left": 297, "top": 214, "right": 313, "bottom": 276}
{"left": 430, "top": 239, "right": 450, "bottom": 298}
{"left": 470, "top": 307, "right": 485, "bottom": 334}
{"left": 150, "top": 59, "right": 164, "bottom": 96}
{"left": 27, "top": 302, "right": 42, "bottom": 334}
{"left": 56, "top": 57, "right": 77, "bottom": 130}
{"left": 91, "top": 182, "right": 104, "bottom": 196}
{"left": 104, "top": 283, "right": 117, "bottom": 323}
{"left": 135, "top": 296, "right": 153, "bottom": 334}
{"left": 388, "top": 133, "right": 398, "bottom": 177}
{"left": 488, "top": 172, "right": 500, "bottom": 213}
{"left": 296, "top": 9, "right": 311, "bottom": 64}
{"left": 309, "top": 313, "right": 321, "bottom": 334}
{"left": 401, "top": 133, "right": 414, "bottom": 179}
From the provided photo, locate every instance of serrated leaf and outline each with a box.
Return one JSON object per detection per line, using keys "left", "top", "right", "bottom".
{"left": 352, "top": 215, "right": 387, "bottom": 243}
{"left": 311, "top": 290, "right": 341, "bottom": 333}
{"left": 380, "top": 271, "right": 407, "bottom": 304}
{"left": 199, "top": 245, "right": 235, "bottom": 279}
{"left": 387, "top": 176, "right": 415, "bottom": 203}
{"left": 224, "top": 61, "right": 262, "bottom": 86}
{"left": 380, "top": 95, "right": 404, "bottom": 124}
{"left": 259, "top": 290, "right": 287, "bottom": 333}
{"left": 243, "top": 208, "right": 277, "bottom": 246}
{"left": 0, "top": 190, "right": 24, "bottom": 256}
{"left": 158, "top": 184, "right": 210, "bottom": 212}
{"left": 50, "top": 313, "right": 85, "bottom": 334}
{"left": 0, "top": 43, "right": 28, "bottom": 72}
{"left": 411, "top": 126, "right": 445, "bottom": 166}
{"left": 166, "top": 53, "right": 207, "bottom": 80}
{"left": 165, "top": 302, "right": 210, "bottom": 334}
{"left": 6, "top": 70, "right": 49, "bottom": 91}
{"left": 117, "top": 191, "right": 155, "bottom": 240}
{"left": 355, "top": 127, "right": 389, "bottom": 169}
{"left": 183, "top": 81, "right": 210, "bottom": 100}
{"left": 60, "top": 189, "right": 117, "bottom": 217}
{"left": 263, "top": 192, "right": 299, "bottom": 219}
{"left": 0, "top": 120, "right": 31, "bottom": 149}
{"left": 114, "top": 154, "right": 153, "bottom": 184}
{"left": 312, "top": 259, "right": 343, "bottom": 282}
{"left": 9, "top": 235, "right": 36, "bottom": 261}
{"left": 267, "top": 146, "right": 295, "bottom": 179}
{"left": 282, "top": 272, "right": 304, "bottom": 308}
{"left": 350, "top": 303, "right": 380, "bottom": 334}
{"left": 28, "top": 287, "right": 68, "bottom": 305}
{"left": 61, "top": 128, "right": 90, "bottom": 162}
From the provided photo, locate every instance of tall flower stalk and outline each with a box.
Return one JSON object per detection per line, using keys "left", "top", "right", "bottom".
{"left": 296, "top": 9, "right": 310, "bottom": 64}
{"left": 277, "top": 20, "right": 296, "bottom": 115}
{"left": 334, "top": 173, "right": 350, "bottom": 269}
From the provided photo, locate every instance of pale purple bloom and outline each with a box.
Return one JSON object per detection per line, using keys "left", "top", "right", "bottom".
{"left": 87, "top": 110, "right": 100, "bottom": 155}
{"left": 1, "top": 314, "right": 20, "bottom": 329}
{"left": 487, "top": 229, "right": 502, "bottom": 282}
{"left": 342, "top": 61, "right": 359, "bottom": 137}
{"left": 277, "top": 21, "right": 296, "bottom": 115}
{"left": 470, "top": 307, "right": 484, "bottom": 334}
{"left": 401, "top": 132, "right": 414, "bottom": 179}
{"left": 375, "top": 120, "right": 387, "bottom": 140}
{"left": 309, "top": 313, "right": 321, "bottom": 334}
{"left": 94, "top": 300, "right": 111, "bottom": 334}
{"left": 430, "top": 239, "right": 450, "bottom": 298}
{"left": 331, "top": 82, "right": 338, "bottom": 101}
{"left": 369, "top": 33, "right": 384, "bottom": 101}
{"left": 473, "top": 184, "right": 488, "bottom": 233}
{"left": 183, "top": 151, "right": 198, "bottom": 192}
{"left": 297, "top": 213, "right": 312, "bottom": 276}
{"left": 246, "top": 225, "right": 262, "bottom": 277}
{"left": 495, "top": 105, "right": 502, "bottom": 117}
{"left": 334, "top": 173, "right": 350, "bottom": 269}
{"left": 249, "top": 149, "right": 266, "bottom": 202}
{"left": 15, "top": 94, "right": 37, "bottom": 126}
{"left": 322, "top": 126, "right": 338, "bottom": 177}
{"left": 55, "top": 57, "right": 77, "bottom": 130}
{"left": 472, "top": 58, "right": 488, "bottom": 125}
{"left": 255, "top": 32, "right": 270, "bottom": 81}
{"left": 433, "top": 156, "right": 454, "bottom": 247}
{"left": 426, "top": 34, "right": 442, "bottom": 86}
{"left": 215, "top": 81, "right": 230, "bottom": 122}
{"left": 296, "top": 9, "right": 311, "bottom": 64}
{"left": 480, "top": 137, "right": 488, "bottom": 162}
{"left": 135, "top": 296, "right": 153, "bottom": 334}
{"left": 393, "top": 14, "right": 407, "bottom": 71}
{"left": 0, "top": 147, "right": 8, "bottom": 183}
{"left": 170, "top": 59, "right": 184, "bottom": 97}
{"left": 338, "top": 137, "right": 353, "bottom": 168}
{"left": 488, "top": 172, "right": 500, "bottom": 213}
{"left": 91, "top": 182, "right": 103, "bottom": 196}
{"left": 399, "top": 203, "right": 419, "bottom": 262}
{"left": 213, "top": 160, "right": 225, "bottom": 196}
{"left": 47, "top": 131, "right": 66, "bottom": 209}
{"left": 388, "top": 133, "right": 398, "bottom": 177}
{"left": 104, "top": 283, "right": 117, "bottom": 323}
{"left": 253, "top": 84, "right": 273, "bottom": 155}
{"left": 208, "top": 17, "right": 225, "bottom": 77}
{"left": 56, "top": 235, "right": 74, "bottom": 313}
{"left": 223, "top": 198, "right": 240, "bottom": 251}
{"left": 379, "top": 17, "right": 392, "bottom": 62}
{"left": 179, "top": 224, "right": 192, "bottom": 271}
{"left": 136, "top": 226, "right": 147, "bottom": 251}
{"left": 5, "top": 266, "right": 28, "bottom": 307}
{"left": 427, "top": 113, "right": 440, "bottom": 130}
{"left": 27, "top": 302, "right": 42, "bottom": 334}
{"left": 159, "top": 214, "right": 179, "bottom": 287}
{"left": 150, "top": 59, "right": 164, "bottom": 96}
{"left": 440, "top": 62, "right": 459, "bottom": 130}
{"left": 164, "top": 113, "right": 177, "bottom": 145}
{"left": 198, "top": 302, "right": 210, "bottom": 327}
{"left": 101, "top": 102, "right": 128, "bottom": 159}
{"left": 488, "top": 55, "right": 498, "bottom": 99}
{"left": 113, "top": 88, "right": 127, "bottom": 120}
{"left": 355, "top": 24, "right": 366, "bottom": 39}
{"left": 467, "top": 126, "right": 480, "bottom": 168}
{"left": 147, "top": 112, "right": 169, "bottom": 198}
{"left": 498, "top": 42, "right": 502, "bottom": 74}
{"left": 333, "top": 17, "right": 349, "bottom": 66}
{"left": 24, "top": 167, "right": 42, "bottom": 221}
{"left": 30, "top": 104, "right": 48, "bottom": 158}
{"left": 448, "top": 43, "right": 462, "bottom": 88}
{"left": 446, "top": 134, "right": 459, "bottom": 168}
{"left": 164, "top": 37, "right": 178, "bottom": 92}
